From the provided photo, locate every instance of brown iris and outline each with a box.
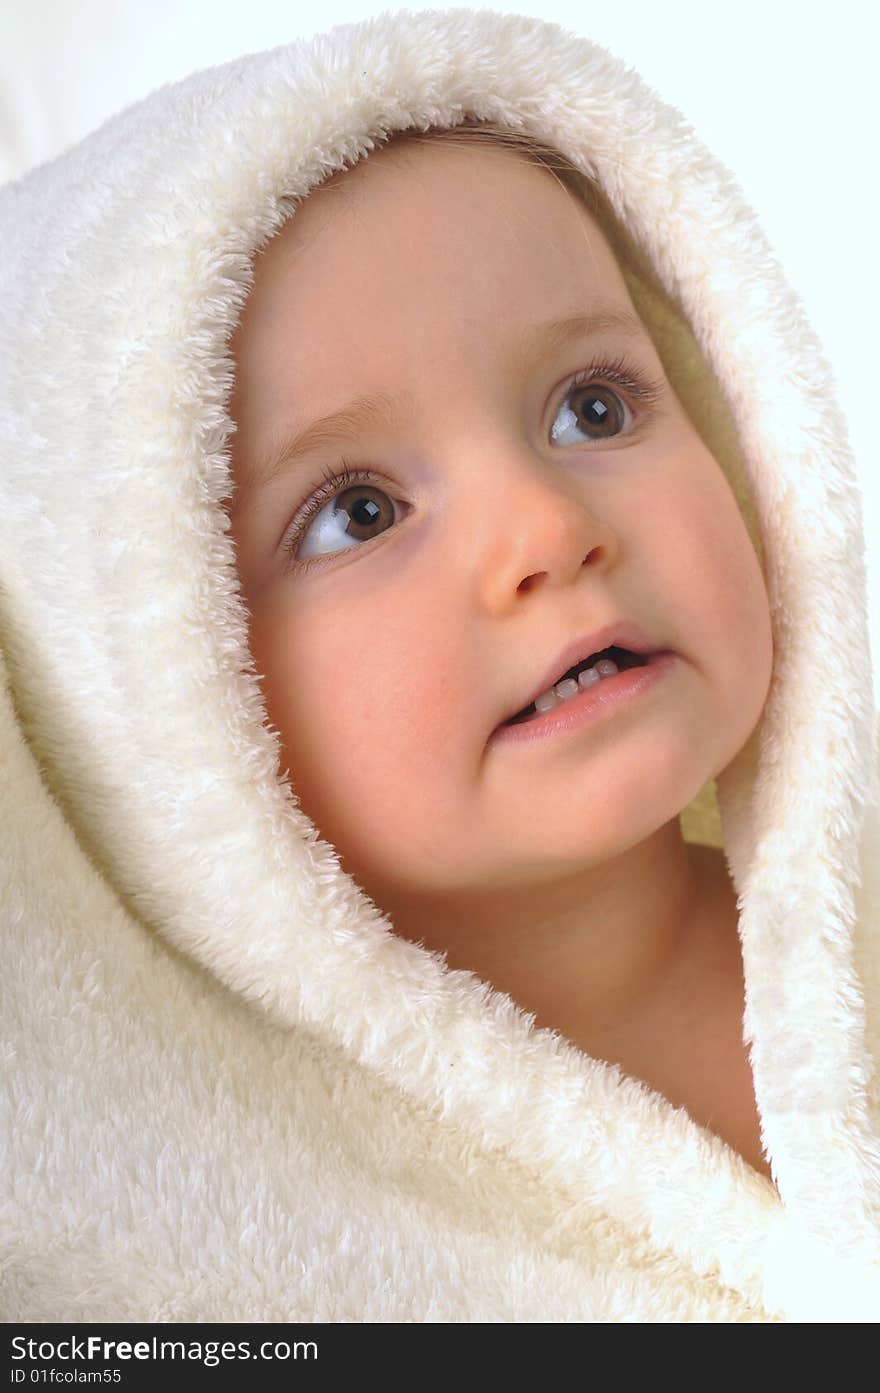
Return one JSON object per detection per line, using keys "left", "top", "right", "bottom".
{"left": 333, "top": 485, "right": 396, "bottom": 541}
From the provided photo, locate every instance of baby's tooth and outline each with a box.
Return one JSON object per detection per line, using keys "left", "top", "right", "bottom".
{"left": 578, "top": 666, "right": 601, "bottom": 690}
{"left": 530, "top": 659, "right": 619, "bottom": 718}
{"left": 535, "top": 689, "right": 560, "bottom": 713}
{"left": 554, "top": 677, "right": 580, "bottom": 700}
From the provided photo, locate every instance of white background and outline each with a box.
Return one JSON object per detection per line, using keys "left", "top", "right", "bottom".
{"left": 2, "top": 0, "right": 878, "bottom": 696}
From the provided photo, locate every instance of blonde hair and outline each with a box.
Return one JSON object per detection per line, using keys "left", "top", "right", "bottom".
{"left": 300, "top": 117, "right": 610, "bottom": 242}
{"left": 374, "top": 118, "right": 603, "bottom": 216}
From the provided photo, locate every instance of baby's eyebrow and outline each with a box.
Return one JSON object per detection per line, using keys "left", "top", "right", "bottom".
{"left": 246, "top": 304, "right": 646, "bottom": 491}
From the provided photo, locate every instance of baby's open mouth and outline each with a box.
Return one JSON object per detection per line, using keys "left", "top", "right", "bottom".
{"left": 502, "top": 646, "right": 648, "bottom": 726}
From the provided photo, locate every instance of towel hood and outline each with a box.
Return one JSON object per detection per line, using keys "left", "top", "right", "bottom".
{"left": 1, "top": 6, "right": 879, "bottom": 1320}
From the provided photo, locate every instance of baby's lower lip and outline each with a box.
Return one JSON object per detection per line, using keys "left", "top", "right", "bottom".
{"left": 489, "top": 651, "right": 675, "bottom": 747}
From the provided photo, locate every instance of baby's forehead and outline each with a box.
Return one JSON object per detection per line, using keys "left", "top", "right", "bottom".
{"left": 277, "top": 137, "right": 611, "bottom": 251}
{"left": 227, "top": 140, "right": 650, "bottom": 485}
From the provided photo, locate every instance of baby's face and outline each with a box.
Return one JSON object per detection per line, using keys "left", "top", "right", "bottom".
{"left": 227, "top": 142, "right": 773, "bottom": 909}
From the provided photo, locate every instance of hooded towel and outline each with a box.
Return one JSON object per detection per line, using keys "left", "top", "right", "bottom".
{"left": 2, "top": 5, "right": 880, "bottom": 1323}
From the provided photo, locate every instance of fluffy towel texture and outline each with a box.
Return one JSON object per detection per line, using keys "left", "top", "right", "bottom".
{"left": 1, "top": 6, "right": 879, "bottom": 1322}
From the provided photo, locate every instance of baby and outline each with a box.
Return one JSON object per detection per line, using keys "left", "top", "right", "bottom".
{"left": 226, "top": 128, "right": 775, "bottom": 1180}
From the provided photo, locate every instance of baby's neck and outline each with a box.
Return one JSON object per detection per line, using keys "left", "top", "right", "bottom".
{"left": 380, "top": 830, "right": 769, "bottom": 1176}
{"left": 563, "top": 842, "right": 739, "bottom": 1055}
{"left": 571, "top": 847, "right": 772, "bottom": 1184}
{"left": 518, "top": 842, "right": 738, "bottom": 1058}
{"left": 381, "top": 822, "right": 718, "bottom": 1040}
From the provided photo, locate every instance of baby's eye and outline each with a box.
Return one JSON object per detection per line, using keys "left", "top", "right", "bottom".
{"left": 550, "top": 379, "right": 633, "bottom": 447}
{"left": 297, "top": 481, "right": 401, "bottom": 561}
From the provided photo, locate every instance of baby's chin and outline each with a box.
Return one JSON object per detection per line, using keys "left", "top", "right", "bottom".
{"left": 361, "top": 821, "right": 687, "bottom": 911}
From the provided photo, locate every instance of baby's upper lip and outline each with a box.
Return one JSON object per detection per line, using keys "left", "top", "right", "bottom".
{"left": 494, "top": 619, "right": 665, "bottom": 730}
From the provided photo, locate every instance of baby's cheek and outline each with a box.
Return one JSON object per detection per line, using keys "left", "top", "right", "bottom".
{"left": 280, "top": 653, "right": 458, "bottom": 866}
{"left": 684, "top": 481, "right": 773, "bottom": 727}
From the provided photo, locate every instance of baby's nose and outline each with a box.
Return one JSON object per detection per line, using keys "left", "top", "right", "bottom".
{"left": 474, "top": 460, "right": 620, "bottom": 617}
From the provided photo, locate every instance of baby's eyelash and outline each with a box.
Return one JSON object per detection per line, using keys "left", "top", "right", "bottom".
{"left": 286, "top": 463, "right": 363, "bottom": 550}
{"left": 282, "top": 354, "right": 665, "bottom": 564}
{"left": 568, "top": 352, "right": 666, "bottom": 413}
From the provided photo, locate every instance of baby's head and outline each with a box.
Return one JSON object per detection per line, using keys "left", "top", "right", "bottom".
{"left": 226, "top": 124, "right": 773, "bottom": 920}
